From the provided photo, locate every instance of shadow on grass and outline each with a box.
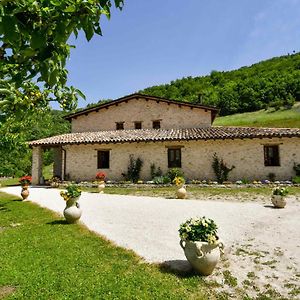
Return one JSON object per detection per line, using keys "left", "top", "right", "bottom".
{"left": 0, "top": 203, "right": 11, "bottom": 212}
{"left": 47, "top": 219, "right": 68, "bottom": 225}
{"left": 158, "top": 260, "right": 199, "bottom": 278}
{"left": 12, "top": 199, "right": 23, "bottom": 202}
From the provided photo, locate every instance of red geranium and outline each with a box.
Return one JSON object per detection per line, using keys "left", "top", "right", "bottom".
{"left": 19, "top": 175, "right": 32, "bottom": 186}
{"left": 96, "top": 172, "right": 106, "bottom": 181}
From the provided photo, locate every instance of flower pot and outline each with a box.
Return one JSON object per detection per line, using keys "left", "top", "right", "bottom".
{"left": 180, "top": 240, "right": 224, "bottom": 275}
{"left": 271, "top": 195, "right": 287, "bottom": 208}
{"left": 21, "top": 186, "right": 29, "bottom": 200}
{"left": 177, "top": 185, "right": 187, "bottom": 199}
{"left": 50, "top": 182, "right": 59, "bottom": 188}
{"left": 63, "top": 197, "right": 82, "bottom": 223}
{"left": 98, "top": 182, "right": 105, "bottom": 193}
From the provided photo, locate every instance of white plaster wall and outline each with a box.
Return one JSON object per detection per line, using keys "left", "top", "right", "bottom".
{"left": 63, "top": 137, "right": 300, "bottom": 182}
{"left": 71, "top": 97, "right": 212, "bottom": 132}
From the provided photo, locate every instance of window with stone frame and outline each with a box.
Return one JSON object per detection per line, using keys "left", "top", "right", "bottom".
{"left": 97, "top": 150, "right": 110, "bottom": 169}
{"left": 152, "top": 120, "right": 161, "bottom": 129}
{"left": 264, "top": 145, "right": 280, "bottom": 166}
{"left": 134, "top": 121, "right": 142, "bottom": 129}
{"left": 116, "top": 122, "right": 124, "bottom": 130}
{"left": 168, "top": 147, "right": 182, "bottom": 168}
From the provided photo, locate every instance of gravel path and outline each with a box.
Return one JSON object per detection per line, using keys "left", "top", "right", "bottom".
{"left": 1, "top": 186, "right": 300, "bottom": 298}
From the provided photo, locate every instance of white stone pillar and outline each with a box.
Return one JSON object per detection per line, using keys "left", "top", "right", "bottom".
{"left": 32, "top": 146, "right": 43, "bottom": 185}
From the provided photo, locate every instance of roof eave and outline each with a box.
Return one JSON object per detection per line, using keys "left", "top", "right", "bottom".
{"left": 64, "top": 93, "right": 219, "bottom": 121}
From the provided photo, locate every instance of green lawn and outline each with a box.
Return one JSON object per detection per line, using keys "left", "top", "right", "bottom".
{"left": 0, "top": 191, "right": 216, "bottom": 300}
{"left": 0, "top": 178, "right": 19, "bottom": 187}
{"left": 81, "top": 185, "right": 300, "bottom": 202}
{"left": 214, "top": 102, "right": 300, "bottom": 128}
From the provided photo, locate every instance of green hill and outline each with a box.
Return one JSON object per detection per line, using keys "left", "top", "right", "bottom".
{"left": 140, "top": 53, "right": 300, "bottom": 116}
{"left": 214, "top": 102, "right": 300, "bottom": 128}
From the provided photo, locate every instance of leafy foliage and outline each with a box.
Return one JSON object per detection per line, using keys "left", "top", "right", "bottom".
{"left": 0, "top": 109, "right": 70, "bottom": 176}
{"left": 60, "top": 184, "right": 82, "bottom": 200}
{"left": 272, "top": 187, "right": 288, "bottom": 197}
{"left": 212, "top": 153, "right": 235, "bottom": 184}
{"left": 0, "top": 0, "right": 123, "bottom": 115}
{"left": 122, "top": 155, "right": 143, "bottom": 183}
{"left": 179, "top": 216, "right": 218, "bottom": 243}
{"left": 292, "top": 176, "right": 300, "bottom": 184}
{"left": 140, "top": 53, "right": 300, "bottom": 115}
{"left": 150, "top": 163, "right": 162, "bottom": 179}
{"left": 167, "top": 168, "right": 185, "bottom": 182}
{"left": 153, "top": 176, "right": 171, "bottom": 184}
{"left": 293, "top": 163, "right": 300, "bottom": 176}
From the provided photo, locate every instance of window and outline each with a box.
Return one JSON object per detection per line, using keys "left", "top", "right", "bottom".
{"left": 134, "top": 122, "right": 142, "bottom": 129}
{"left": 116, "top": 122, "right": 124, "bottom": 130}
{"left": 168, "top": 148, "right": 182, "bottom": 168}
{"left": 153, "top": 120, "right": 161, "bottom": 129}
{"left": 97, "top": 150, "right": 110, "bottom": 169}
{"left": 264, "top": 145, "right": 280, "bottom": 166}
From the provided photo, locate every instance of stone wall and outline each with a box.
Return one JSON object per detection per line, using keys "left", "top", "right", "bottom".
{"left": 31, "top": 146, "right": 43, "bottom": 185}
{"left": 71, "top": 97, "right": 212, "bottom": 132}
{"left": 63, "top": 137, "right": 300, "bottom": 182}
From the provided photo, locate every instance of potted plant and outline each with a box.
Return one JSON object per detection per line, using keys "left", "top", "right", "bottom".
{"left": 60, "top": 184, "right": 82, "bottom": 223}
{"left": 179, "top": 216, "right": 224, "bottom": 275}
{"left": 173, "top": 176, "right": 187, "bottom": 199}
{"left": 96, "top": 171, "right": 106, "bottom": 193}
{"left": 19, "top": 175, "right": 32, "bottom": 200}
{"left": 49, "top": 176, "right": 61, "bottom": 188}
{"left": 271, "top": 186, "right": 288, "bottom": 208}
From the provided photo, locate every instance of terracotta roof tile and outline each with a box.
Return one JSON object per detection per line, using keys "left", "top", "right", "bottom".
{"left": 28, "top": 127, "right": 300, "bottom": 147}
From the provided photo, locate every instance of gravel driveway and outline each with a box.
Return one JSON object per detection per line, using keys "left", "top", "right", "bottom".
{"left": 2, "top": 186, "right": 299, "bottom": 298}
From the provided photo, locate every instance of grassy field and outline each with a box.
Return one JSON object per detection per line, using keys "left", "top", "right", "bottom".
{"left": 214, "top": 102, "right": 300, "bottom": 128}
{"left": 0, "top": 191, "right": 217, "bottom": 300}
{"left": 81, "top": 185, "right": 300, "bottom": 202}
{"left": 0, "top": 178, "right": 19, "bottom": 187}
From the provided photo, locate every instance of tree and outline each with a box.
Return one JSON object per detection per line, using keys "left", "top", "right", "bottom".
{"left": 0, "top": 109, "right": 71, "bottom": 176}
{"left": 0, "top": 0, "right": 124, "bottom": 115}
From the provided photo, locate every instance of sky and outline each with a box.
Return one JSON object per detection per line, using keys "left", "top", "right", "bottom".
{"left": 63, "top": 0, "right": 300, "bottom": 109}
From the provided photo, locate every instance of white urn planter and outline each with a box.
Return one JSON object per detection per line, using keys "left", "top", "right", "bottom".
{"left": 63, "top": 197, "right": 82, "bottom": 223}
{"left": 271, "top": 195, "right": 287, "bottom": 208}
{"left": 180, "top": 240, "right": 224, "bottom": 275}
{"left": 98, "top": 182, "right": 105, "bottom": 193}
{"left": 177, "top": 185, "right": 187, "bottom": 199}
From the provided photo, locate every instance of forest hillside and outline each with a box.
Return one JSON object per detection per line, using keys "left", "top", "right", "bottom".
{"left": 139, "top": 52, "right": 300, "bottom": 116}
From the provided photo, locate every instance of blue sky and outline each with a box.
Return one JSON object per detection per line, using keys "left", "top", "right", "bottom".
{"left": 65, "top": 0, "right": 300, "bottom": 108}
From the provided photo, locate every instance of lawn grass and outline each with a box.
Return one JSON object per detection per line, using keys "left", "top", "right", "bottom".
{"left": 0, "top": 178, "right": 19, "bottom": 187}
{"left": 214, "top": 102, "right": 300, "bottom": 128}
{"left": 80, "top": 185, "right": 300, "bottom": 202}
{"left": 0, "top": 191, "right": 215, "bottom": 300}
{"left": 42, "top": 164, "right": 53, "bottom": 180}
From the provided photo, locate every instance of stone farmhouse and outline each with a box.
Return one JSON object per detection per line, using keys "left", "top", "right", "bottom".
{"left": 29, "top": 93, "right": 300, "bottom": 184}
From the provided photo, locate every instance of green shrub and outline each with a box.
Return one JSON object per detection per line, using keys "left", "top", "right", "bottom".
{"left": 292, "top": 176, "right": 300, "bottom": 184}
{"left": 212, "top": 153, "right": 235, "bottom": 184}
{"left": 268, "top": 172, "right": 276, "bottom": 182}
{"left": 150, "top": 163, "right": 163, "bottom": 179}
{"left": 167, "top": 168, "right": 184, "bottom": 182}
{"left": 122, "top": 155, "right": 143, "bottom": 183}
{"left": 153, "top": 176, "right": 171, "bottom": 184}
{"left": 293, "top": 163, "right": 300, "bottom": 176}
